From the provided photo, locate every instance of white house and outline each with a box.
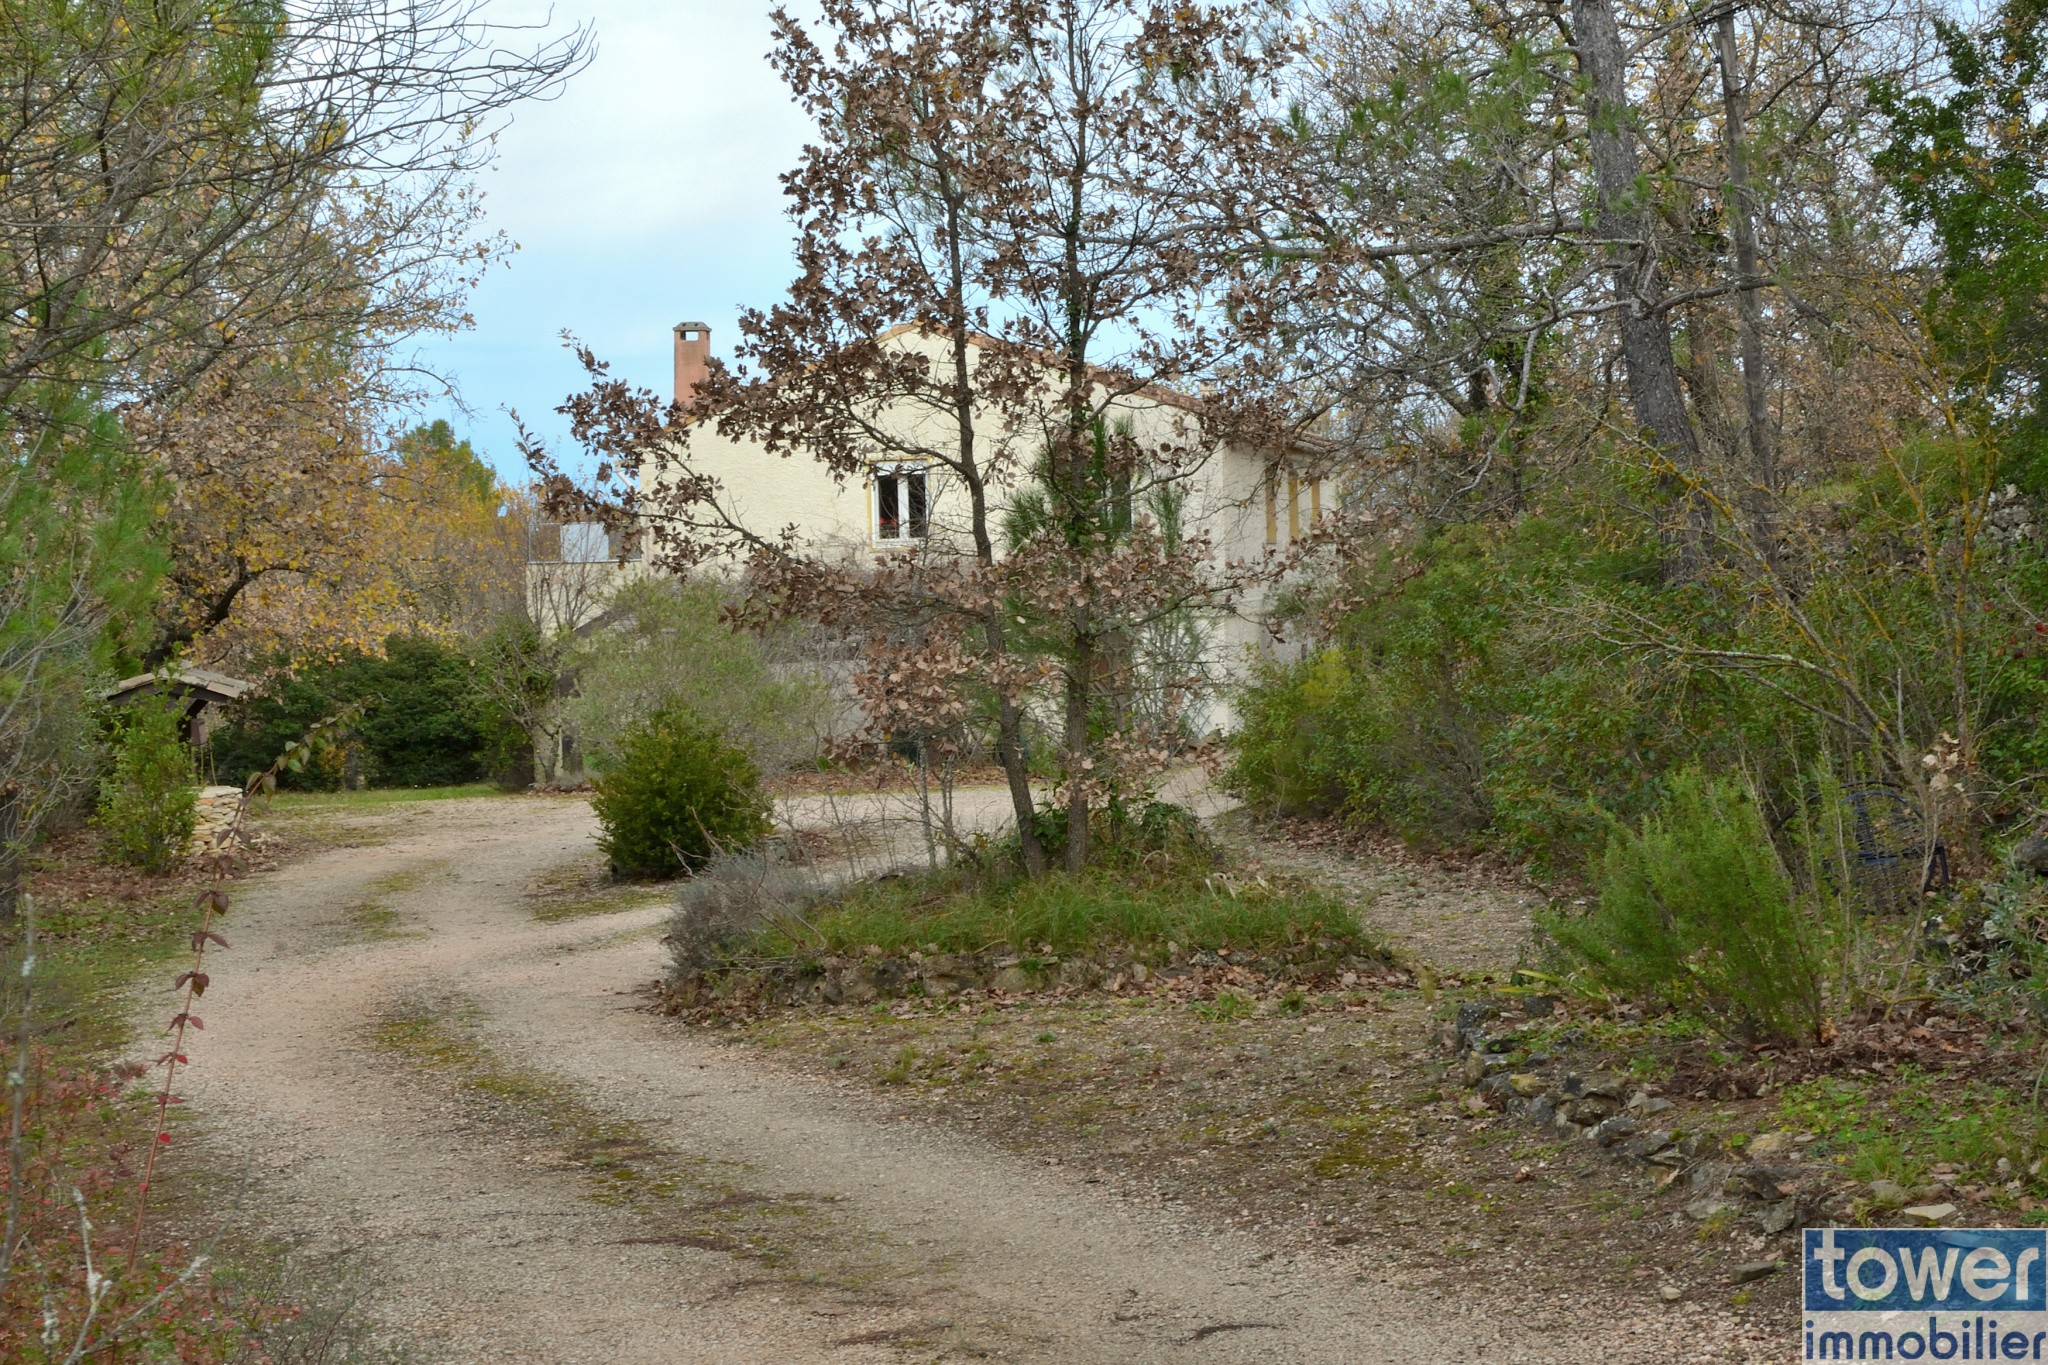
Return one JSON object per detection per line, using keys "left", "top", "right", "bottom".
{"left": 607, "top": 320, "right": 1335, "bottom": 736}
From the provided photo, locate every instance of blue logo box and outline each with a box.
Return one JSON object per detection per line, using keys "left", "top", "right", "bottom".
{"left": 1808, "top": 1230, "right": 2048, "bottom": 1313}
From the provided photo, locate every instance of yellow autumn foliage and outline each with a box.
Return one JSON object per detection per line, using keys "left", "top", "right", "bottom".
{"left": 140, "top": 357, "right": 524, "bottom": 668}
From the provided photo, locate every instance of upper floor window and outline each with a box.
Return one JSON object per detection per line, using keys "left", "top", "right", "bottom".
{"left": 874, "top": 463, "right": 929, "bottom": 543}
{"left": 1264, "top": 467, "right": 1326, "bottom": 546}
{"left": 532, "top": 520, "right": 640, "bottom": 564}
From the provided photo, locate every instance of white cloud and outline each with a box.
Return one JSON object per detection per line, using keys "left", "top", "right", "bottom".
{"left": 408, "top": 1, "right": 817, "bottom": 476}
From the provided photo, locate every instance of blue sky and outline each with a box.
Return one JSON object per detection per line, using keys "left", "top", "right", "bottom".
{"left": 408, "top": 2, "right": 815, "bottom": 481}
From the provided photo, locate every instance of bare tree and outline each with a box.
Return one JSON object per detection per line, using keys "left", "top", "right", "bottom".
{"left": 0, "top": 0, "right": 590, "bottom": 430}
{"left": 1238, "top": 0, "right": 1938, "bottom": 536}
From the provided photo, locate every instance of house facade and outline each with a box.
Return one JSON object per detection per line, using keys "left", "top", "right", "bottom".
{"left": 615, "top": 320, "right": 1333, "bottom": 736}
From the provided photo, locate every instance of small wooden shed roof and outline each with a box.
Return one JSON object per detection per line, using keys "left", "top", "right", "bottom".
{"left": 104, "top": 666, "right": 254, "bottom": 708}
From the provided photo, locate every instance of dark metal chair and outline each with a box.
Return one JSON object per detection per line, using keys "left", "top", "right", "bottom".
{"left": 1842, "top": 783, "right": 1948, "bottom": 914}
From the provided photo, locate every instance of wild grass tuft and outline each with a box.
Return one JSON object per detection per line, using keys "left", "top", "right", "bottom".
{"left": 743, "top": 863, "right": 1371, "bottom": 960}
{"left": 1191, "top": 990, "right": 1255, "bottom": 1022}
{"left": 1778, "top": 1066, "right": 2048, "bottom": 1204}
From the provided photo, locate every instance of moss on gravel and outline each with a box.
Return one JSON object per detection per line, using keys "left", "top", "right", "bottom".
{"left": 341, "top": 863, "right": 445, "bottom": 941}
{"left": 521, "top": 853, "right": 677, "bottom": 922}
{"left": 368, "top": 995, "right": 889, "bottom": 1280}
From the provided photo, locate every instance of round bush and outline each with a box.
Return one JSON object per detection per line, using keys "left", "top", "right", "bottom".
{"left": 590, "top": 707, "right": 772, "bottom": 878}
{"left": 98, "top": 698, "right": 198, "bottom": 873}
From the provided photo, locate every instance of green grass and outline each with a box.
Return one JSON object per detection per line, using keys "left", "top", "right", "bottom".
{"left": 15, "top": 883, "right": 204, "bottom": 1061}
{"left": 1777, "top": 1065, "right": 2048, "bottom": 1203}
{"left": 262, "top": 782, "right": 502, "bottom": 812}
{"left": 1192, "top": 991, "right": 1256, "bottom": 1022}
{"left": 744, "top": 866, "right": 1378, "bottom": 960}
{"left": 339, "top": 863, "right": 444, "bottom": 940}
{"left": 531, "top": 885, "right": 672, "bottom": 923}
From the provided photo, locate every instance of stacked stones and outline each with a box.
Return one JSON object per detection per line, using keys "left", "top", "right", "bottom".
{"left": 187, "top": 785, "right": 247, "bottom": 856}
{"left": 666, "top": 938, "right": 1396, "bottom": 1015}
{"left": 1443, "top": 999, "right": 1851, "bottom": 1238}
{"left": 1987, "top": 485, "right": 2039, "bottom": 553}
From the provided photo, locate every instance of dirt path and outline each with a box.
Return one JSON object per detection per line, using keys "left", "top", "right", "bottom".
{"left": 1233, "top": 826, "right": 1544, "bottom": 979}
{"left": 166, "top": 796, "right": 1636, "bottom": 1362}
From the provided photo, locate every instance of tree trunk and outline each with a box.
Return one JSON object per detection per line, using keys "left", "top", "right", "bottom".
{"left": 953, "top": 302, "right": 1047, "bottom": 875}
{"left": 981, "top": 605, "right": 1047, "bottom": 877}
{"left": 145, "top": 563, "right": 257, "bottom": 668}
{"left": 1062, "top": 628, "right": 1093, "bottom": 876}
{"left": 992, "top": 688, "right": 1047, "bottom": 877}
{"left": 1570, "top": 0, "right": 1700, "bottom": 469}
{"left": 1715, "top": 10, "right": 1776, "bottom": 555}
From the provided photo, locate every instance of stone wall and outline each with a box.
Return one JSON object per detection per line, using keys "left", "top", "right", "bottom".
{"left": 188, "top": 785, "right": 246, "bottom": 856}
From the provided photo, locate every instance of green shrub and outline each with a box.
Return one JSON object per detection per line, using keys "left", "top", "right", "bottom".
{"left": 566, "top": 577, "right": 826, "bottom": 776}
{"left": 96, "top": 697, "right": 197, "bottom": 872}
{"left": 211, "top": 634, "right": 517, "bottom": 790}
{"left": 1544, "top": 769, "right": 1830, "bottom": 1045}
{"left": 590, "top": 706, "right": 772, "bottom": 878}
{"left": 1229, "top": 517, "right": 1699, "bottom": 872}
{"left": 1007, "top": 796, "right": 1215, "bottom": 875}
{"left": 352, "top": 634, "right": 499, "bottom": 787}
{"left": 210, "top": 660, "right": 352, "bottom": 791}
{"left": 1228, "top": 650, "right": 1365, "bottom": 815}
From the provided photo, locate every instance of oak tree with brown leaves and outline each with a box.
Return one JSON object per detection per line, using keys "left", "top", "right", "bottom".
{"left": 530, "top": 0, "right": 1300, "bottom": 874}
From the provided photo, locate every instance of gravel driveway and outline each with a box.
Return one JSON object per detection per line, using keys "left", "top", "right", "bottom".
{"left": 160, "top": 793, "right": 1713, "bottom": 1361}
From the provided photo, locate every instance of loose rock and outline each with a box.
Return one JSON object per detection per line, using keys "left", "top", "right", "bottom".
{"left": 1759, "top": 1202, "right": 1800, "bottom": 1235}
{"left": 992, "top": 966, "right": 1033, "bottom": 993}
{"left": 1621, "top": 1130, "right": 1675, "bottom": 1162}
{"left": 1579, "top": 1076, "right": 1627, "bottom": 1102}
{"left": 1591, "top": 1116, "right": 1639, "bottom": 1148}
{"left": 1564, "top": 1096, "right": 1620, "bottom": 1125}
{"left": 1677, "top": 1133, "right": 1723, "bottom": 1161}
{"left": 1902, "top": 1203, "right": 1957, "bottom": 1225}
{"left": 1732, "top": 1164, "right": 1799, "bottom": 1202}
{"left": 1745, "top": 1131, "right": 1797, "bottom": 1161}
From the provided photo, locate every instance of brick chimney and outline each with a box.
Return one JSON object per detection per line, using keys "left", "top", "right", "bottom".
{"left": 673, "top": 321, "right": 710, "bottom": 409}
